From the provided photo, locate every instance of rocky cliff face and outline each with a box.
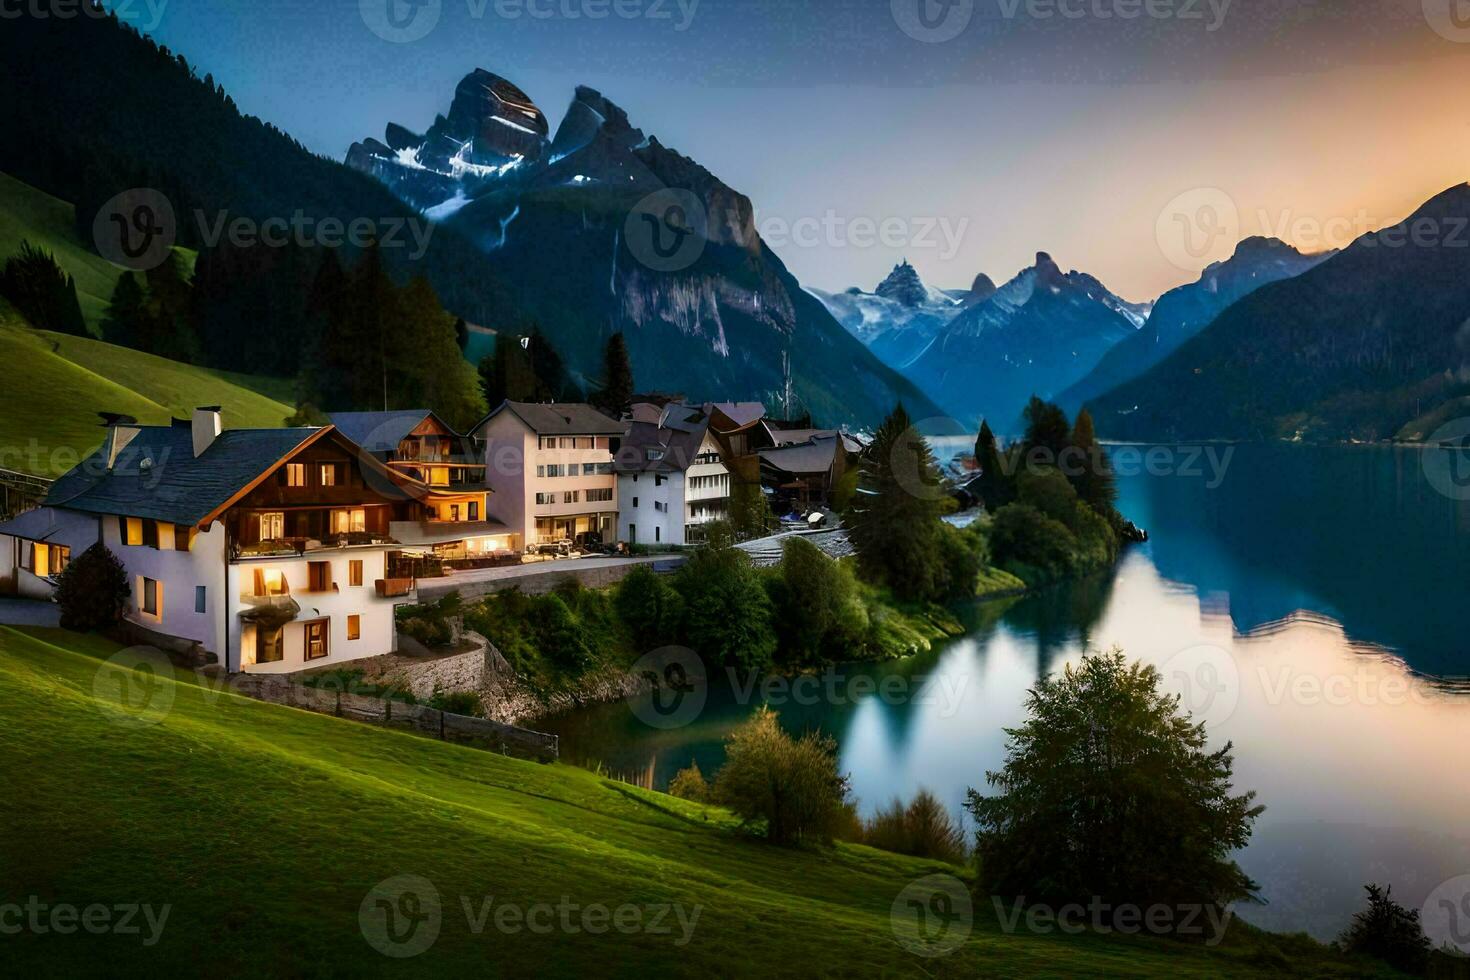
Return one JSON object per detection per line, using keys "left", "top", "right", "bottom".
{"left": 344, "top": 70, "right": 938, "bottom": 427}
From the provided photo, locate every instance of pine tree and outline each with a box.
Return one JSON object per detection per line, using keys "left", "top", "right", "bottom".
{"left": 974, "top": 419, "right": 1014, "bottom": 511}
{"left": 528, "top": 327, "right": 577, "bottom": 401}
{"left": 102, "top": 270, "right": 146, "bottom": 347}
{"left": 1022, "top": 395, "right": 1071, "bottom": 461}
{"left": 453, "top": 316, "right": 468, "bottom": 350}
{"left": 1068, "top": 408, "right": 1116, "bottom": 512}
{"left": 0, "top": 240, "right": 87, "bottom": 335}
{"left": 845, "top": 403, "right": 945, "bottom": 602}
{"left": 591, "top": 331, "right": 634, "bottom": 415}
{"left": 400, "top": 275, "right": 485, "bottom": 430}
{"left": 138, "top": 251, "right": 199, "bottom": 361}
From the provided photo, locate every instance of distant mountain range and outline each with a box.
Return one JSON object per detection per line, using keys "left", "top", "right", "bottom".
{"left": 1090, "top": 184, "right": 1470, "bottom": 442}
{"left": 807, "top": 261, "right": 992, "bottom": 369}
{"left": 1057, "top": 237, "right": 1331, "bottom": 417}
{"left": 819, "top": 252, "right": 1149, "bottom": 432}
{"left": 346, "top": 71, "right": 941, "bottom": 427}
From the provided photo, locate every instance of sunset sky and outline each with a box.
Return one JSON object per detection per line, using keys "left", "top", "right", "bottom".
{"left": 141, "top": 0, "right": 1470, "bottom": 300}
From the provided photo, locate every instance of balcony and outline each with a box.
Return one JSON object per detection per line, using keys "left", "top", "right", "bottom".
{"left": 375, "top": 578, "right": 415, "bottom": 598}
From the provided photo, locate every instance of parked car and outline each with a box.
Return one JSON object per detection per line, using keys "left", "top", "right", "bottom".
{"left": 531, "top": 539, "right": 574, "bottom": 557}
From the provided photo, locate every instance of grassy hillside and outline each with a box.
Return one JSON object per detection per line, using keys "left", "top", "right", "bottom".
{"left": 0, "top": 626, "right": 1397, "bottom": 977}
{"left": 0, "top": 170, "right": 196, "bottom": 335}
{"left": 0, "top": 302, "right": 293, "bottom": 477}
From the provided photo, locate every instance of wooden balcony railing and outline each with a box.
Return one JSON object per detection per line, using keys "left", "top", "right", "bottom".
{"left": 375, "top": 578, "right": 415, "bottom": 598}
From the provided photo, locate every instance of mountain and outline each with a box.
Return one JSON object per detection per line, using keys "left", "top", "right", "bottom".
{"left": 1057, "top": 237, "right": 1331, "bottom": 416}
{"left": 347, "top": 78, "right": 941, "bottom": 427}
{"left": 903, "top": 251, "right": 1151, "bottom": 431}
{"left": 807, "top": 260, "right": 973, "bottom": 369}
{"left": 1090, "top": 184, "right": 1470, "bottom": 442}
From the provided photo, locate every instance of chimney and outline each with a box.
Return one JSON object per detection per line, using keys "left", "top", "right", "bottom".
{"left": 99, "top": 413, "right": 141, "bottom": 471}
{"left": 192, "top": 406, "right": 222, "bottom": 458}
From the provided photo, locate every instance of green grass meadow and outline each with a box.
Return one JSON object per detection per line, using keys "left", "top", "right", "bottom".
{"left": 0, "top": 626, "right": 1401, "bottom": 977}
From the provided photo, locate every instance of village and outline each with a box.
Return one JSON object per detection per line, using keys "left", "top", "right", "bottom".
{"left": 0, "top": 398, "right": 864, "bottom": 675}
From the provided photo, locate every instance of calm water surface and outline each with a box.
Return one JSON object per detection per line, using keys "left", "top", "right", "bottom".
{"left": 540, "top": 443, "right": 1470, "bottom": 938}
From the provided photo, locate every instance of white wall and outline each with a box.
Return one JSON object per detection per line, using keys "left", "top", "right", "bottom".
{"left": 225, "top": 548, "right": 403, "bottom": 674}
{"left": 479, "top": 411, "right": 619, "bottom": 545}
{"left": 617, "top": 470, "right": 685, "bottom": 546}
{"left": 102, "top": 515, "right": 229, "bottom": 656}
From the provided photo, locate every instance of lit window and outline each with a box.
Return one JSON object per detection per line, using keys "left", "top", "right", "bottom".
{"left": 31, "top": 543, "right": 49, "bottom": 578}
{"left": 319, "top": 464, "right": 338, "bottom": 487}
{"left": 305, "top": 620, "right": 329, "bottom": 660}
{"left": 285, "top": 463, "right": 306, "bottom": 488}
{"left": 330, "top": 509, "right": 365, "bottom": 534}
{"left": 124, "top": 517, "right": 143, "bottom": 546}
{"left": 258, "top": 512, "right": 285, "bottom": 541}
{"left": 349, "top": 560, "right": 363, "bottom": 587}
{"left": 347, "top": 615, "right": 361, "bottom": 641}
{"left": 253, "top": 568, "right": 289, "bottom": 597}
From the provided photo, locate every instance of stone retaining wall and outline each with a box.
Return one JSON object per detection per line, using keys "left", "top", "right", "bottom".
{"left": 417, "top": 557, "right": 684, "bottom": 602}
{"left": 225, "top": 672, "right": 558, "bottom": 763}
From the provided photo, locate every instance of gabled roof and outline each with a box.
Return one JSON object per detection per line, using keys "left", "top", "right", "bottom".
{"left": 758, "top": 434, "right": 840, "bottom": 476}
{"left": 46, "top": 424, "right": 325, "bottom": 527}
{"left": 615, "top": 403, "right": 715, "bottom": 474}
{"left": 329, "top": 410, "right": 456, "bottom": 454}
{"left": 473, "top": 401, "right": 624, "bottom": 437}
{"left": 707, "top": 401, "right": 766, "bottom": 429}
{"left": 0, "top": 506, "right": 98, "bottom": 552}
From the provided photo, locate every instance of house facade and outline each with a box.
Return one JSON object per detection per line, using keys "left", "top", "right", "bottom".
{"left": 616, "top": 403, "right": 730, "bottom": 546}
{"left": 329, "top": 410, "right": 515, "bottom": 561}
{"left": 472, "top": 401, "right": 623, "bottom": 547}
{"left": 11, "top": 409, "right": 467, "bottom": 674}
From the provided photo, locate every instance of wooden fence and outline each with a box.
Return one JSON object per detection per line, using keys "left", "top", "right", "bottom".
{"left": 224, "top": 672, "right": 559, "bottom": 763}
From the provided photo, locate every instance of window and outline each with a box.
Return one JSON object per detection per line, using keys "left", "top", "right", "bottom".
{"left": 256, "top": 626, "right": 284, "bottom": 664}
{"left": 582, "top": 462, "right": 596, "bottom": 475}
{"left": 319, "top": 463, "right": 339, "bottom": 487}
{"left": 450, "top": 504, "right": 461, "bottom": 522}
{"left": 307, "top": 561, "right": 332, "bottom": 593}
{"left": 429, "top": 467, "right": 450, "bottom": 487}
{"left": 258, "top": 512, "right": 285, "bottom": 541}
{"left": 304, "top": 619, "right": 329, "bottom": 661}
{"left": 285, "top": 463, "right": 306, "bottom": 487}
{"left": 174, "top": 524, "right": 193, "bottom": 551}
{"left": 30, "top": 542, "right": 65, "bottom": 578}
{"left": 347, "top": 615, "right": 361, "bottom": 641}
{"left": 535, "top": 492, "right": 555, "bottom": 505}
{"left": 331, "top": 509, "right": 366, "bottom": 534}
{"left": 195, "top": 586, "right": 207, "bottom": 614}
{"left": 654, "top": 501, "right": 668, "bottom": 513}
{"left": 141, "top": 577, "right": 160, "bottom": 617}
{"left": 632, "top": 497, "right": 639, "bottom": 508}
{"left": 253, "top": 568, "right": 289, "bottom": 597}
{"left": 655, "top": 527, "right": 661, "bottom": 543}
{"left": 142, "top": 519, "right": 159, "bottom": 549}
{"left": 349, "top": 560, "right": 364, "bottom": 587}
{"left": 654, "top": 474, "right": 666, "bottom": 487}
{"left": 587, "top": 488, "right": 613, "bottom": 503}
{"left": 469, "top": 501, "right": 479, "bottom": 521}
{"left": 563, "top": 491, "right": 579, "bottom": 504}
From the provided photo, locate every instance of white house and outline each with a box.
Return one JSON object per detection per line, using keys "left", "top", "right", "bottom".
{"left": 471, "top": 401, "right": 624, "bottom": 547}
{"left": 4, "top": 409, "right": 478, "bottom": 673}
{"left": 0, "top": 505, "right": 100, "bottom": 600}
{"left": 615, "top": 402, "right": 730, "bottom": 546}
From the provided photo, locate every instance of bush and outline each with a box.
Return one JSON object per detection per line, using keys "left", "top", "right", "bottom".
{"left": 711, "top": 706, "right": 851, "bottom": 846}
{"left": 614, "top": 564, "right": 684, "bottom": 652}
{"left": 986, "top": 502, "right": 1078, "bottom": 583}
{"left": 861, "top": 789, "right": 968, "bottom": 864}
{"left": 1, "top": 240, "right": 86, "bottom": 335}
{"left": 673, "top": 543, "right": 775, "bottom": 672}
{"left": 769, "top": 537, "right": 867, "bottom": 666}
{"left": 1338, "top": 884, "right": 1430, "bottom": 975}
{"left": 394, "top": 591, "right": 461, "bottom": 648}
{"left": 668, "top": 761, "right": 711, "bottom": 804}
{"left": 54, "top": 543, "right": 130, "bottom": 632}
{"left": 427, "top": 688, "right": 483, "bottom": 717}
{"left": 967, "top": 648, "right": 1263, "bottom": 928}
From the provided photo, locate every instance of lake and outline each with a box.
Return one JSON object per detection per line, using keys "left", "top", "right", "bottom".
{"left": 539, "top": 442, "right": 1470, "bottom": 939}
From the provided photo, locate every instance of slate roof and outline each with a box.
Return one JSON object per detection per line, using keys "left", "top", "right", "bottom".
{"left": 708, "top": 401, "right": 766, "bottom": 429}
{"left": 475, "top": 401, "right": 624, "bottom": 437}
{"left": 758, "top": 434, "right": 840, "bottom": 476}
{"left": 328, "top": 411, "right": 439, "bottom": 454}
{"left": 0, "top": 506, "right": 98, "bottom": 552}
{"left": 614, "top": 403, "right": 715, "bottom": 474}
{"left": 44, "top": 423, "right": 321, "bottom": 527}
